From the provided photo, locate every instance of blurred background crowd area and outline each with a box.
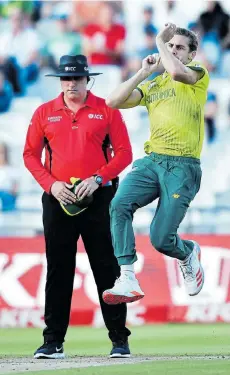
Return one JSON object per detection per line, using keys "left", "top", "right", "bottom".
{"left": 0, "top": 0, "right": 230, "bottom": 236}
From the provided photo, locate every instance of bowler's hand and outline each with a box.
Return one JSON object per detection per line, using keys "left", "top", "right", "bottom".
{"left": 141, "top": 53, "right": 161, "bottom": 75}
{"left": 74, "top": 177, "right": 99, "bottom": 200}
{"left": 51, "top": 181, "right": 76, "bottom": 205}
{"left": 156, "top": 23, "right": 177, "bottom": 43}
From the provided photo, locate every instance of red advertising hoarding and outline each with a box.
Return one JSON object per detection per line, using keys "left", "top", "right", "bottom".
{"left": 0, "top": 235, "right": 230, "bottom": 327}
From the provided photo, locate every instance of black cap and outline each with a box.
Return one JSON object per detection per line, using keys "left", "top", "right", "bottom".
{"left": 45, "top": 54, "right": 102, "bottom": 77}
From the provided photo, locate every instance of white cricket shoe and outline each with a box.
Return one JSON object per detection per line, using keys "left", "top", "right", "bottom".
{"left": 102, "top": 273, "right": 145, "bottom": 305}
{"left": 178, "top": 241, "right": 204, "bottom": 296}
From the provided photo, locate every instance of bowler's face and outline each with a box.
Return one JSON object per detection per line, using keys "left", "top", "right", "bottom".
{"left": 61, "top": 76, "right": 87, "bottom": 100}
{"left": 167, "top": 35, "right": 196, "bottom": 64}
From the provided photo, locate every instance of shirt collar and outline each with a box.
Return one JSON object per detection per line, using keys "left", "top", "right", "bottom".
{"left": 53, "top": 91, "right": 98, "bottom": 111}
{"left": 84, "top": 91, "right": 98, "bottom": 109}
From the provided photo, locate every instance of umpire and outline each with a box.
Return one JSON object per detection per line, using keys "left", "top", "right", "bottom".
{"left": 23, "top": 55, "right": 133, "bottom": 359}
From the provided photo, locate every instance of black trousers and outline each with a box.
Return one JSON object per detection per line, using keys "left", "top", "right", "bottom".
{"left": 42, "top": 186, "right": 131, "bottom": 344}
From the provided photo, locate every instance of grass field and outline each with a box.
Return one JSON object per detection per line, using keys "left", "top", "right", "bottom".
{"left": 0, "top": 324, "right": 230, "bottom": 374}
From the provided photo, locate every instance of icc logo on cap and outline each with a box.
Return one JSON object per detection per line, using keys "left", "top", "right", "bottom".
{"left": 65, "top": 67, "right": 76, "bottom": 71}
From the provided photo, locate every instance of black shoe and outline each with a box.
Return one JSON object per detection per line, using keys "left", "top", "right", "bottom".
{"left": 110, "top": 339, "right": 131, "bottom": 358}
{"left": 34, "top": 342, "right": 65, "bottom": 359}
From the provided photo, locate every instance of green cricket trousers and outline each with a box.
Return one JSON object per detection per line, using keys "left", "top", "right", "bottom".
{"left": 110, "top": 152, "right": 202, "bottom": 265}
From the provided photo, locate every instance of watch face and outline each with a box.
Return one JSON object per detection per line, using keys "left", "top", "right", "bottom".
{"left": 96, "top": 175, "right": 103, "bottom": 184}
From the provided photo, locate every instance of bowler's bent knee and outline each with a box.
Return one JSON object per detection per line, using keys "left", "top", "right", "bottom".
{"left": 110, "top": 194, "right": 130, "bottom": 216}
{"left": 150, "top": 231, "right": 174, "bottom": 255}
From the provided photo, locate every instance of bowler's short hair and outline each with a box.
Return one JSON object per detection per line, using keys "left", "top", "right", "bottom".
{"left": 175, "top": 28, "right": 198, "bottom": 52}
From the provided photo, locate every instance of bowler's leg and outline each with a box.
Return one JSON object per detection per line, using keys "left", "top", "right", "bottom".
{"left": 150, "top": 161, "right": 204, "bottom": 296}
{"left": 110, "top": 158, "right": 159, "bottom": 265}
{"left": 103, "top": 157, "right": 159, "bottom": 304}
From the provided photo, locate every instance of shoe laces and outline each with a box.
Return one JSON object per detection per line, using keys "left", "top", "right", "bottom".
{"left": 38, "top": 341, "right": 62, "bottom": 350}
{"left": 179, "top": 254, "right": 195, "bottom": 282}
{"left": 114, "top": 273, "right": 135, "bottom": 285}
{"left": 113, "top": 339, "right": 128, "bottom": 348}
{"left": 37, "top": 343, "right": 49, "bottom": 351}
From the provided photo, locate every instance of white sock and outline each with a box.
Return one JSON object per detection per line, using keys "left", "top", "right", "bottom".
{"left": 121, "top": 264, "right": 135, "bottom": 277}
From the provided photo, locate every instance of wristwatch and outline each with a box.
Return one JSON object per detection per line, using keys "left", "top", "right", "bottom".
{"left": 93, "top": 175, "right": 103, "bottom": 186}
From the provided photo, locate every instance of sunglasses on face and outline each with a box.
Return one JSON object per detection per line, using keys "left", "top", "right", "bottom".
{"left": 60, "top": 76, "right": 85, "bottom": 81}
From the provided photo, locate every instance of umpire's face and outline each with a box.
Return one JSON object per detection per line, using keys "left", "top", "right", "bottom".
{"left": 61, "top": 76, "right": 88, "bottom": 101}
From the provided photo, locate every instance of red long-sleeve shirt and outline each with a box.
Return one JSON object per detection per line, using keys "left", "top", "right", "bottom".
{"left": 23, "top": 91, "right": 132, "bottom": 193}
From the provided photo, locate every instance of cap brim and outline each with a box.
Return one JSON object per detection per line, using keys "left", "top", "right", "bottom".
{"left": 45, "top": 72, "right": 102, "bottom": 77}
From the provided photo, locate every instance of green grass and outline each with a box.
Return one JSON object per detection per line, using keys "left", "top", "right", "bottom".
{"left": 0, "top": 324, "right": 229, "bottom": 357}
{"left": 0, "top": 324, "right": 230, "bottom": 374}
